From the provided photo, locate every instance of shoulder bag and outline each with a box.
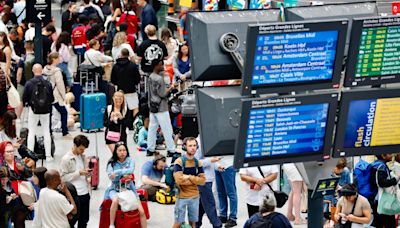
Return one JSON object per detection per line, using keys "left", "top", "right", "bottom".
{"left": 257, "top": 166, "right": 288, "bottom": 208}
{"left": 6, "top": 75, "right": 20, "bottom": 108}
{"left": 376, "top": 164, "right": 400, "bottom": 215}
{"left": 105, "top": 108, "right": 122, "bottom": 142}
{"left": 337, "top": 196, "right": 358, "bottom": 228}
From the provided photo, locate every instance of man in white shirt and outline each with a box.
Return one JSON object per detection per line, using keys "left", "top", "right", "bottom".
{"left": 33, "top": 170, "right": 77, "bottom": 228}
{"left": 59, "top": 135, "right": 91, "bottom": 228}
{"left": 239, "top": 165, "right": 279, "bottom": 218}
{"left": 13, "top": 0, "right": 26, "bottom": 24}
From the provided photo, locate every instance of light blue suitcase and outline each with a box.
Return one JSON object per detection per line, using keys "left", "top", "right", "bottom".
{"left": 80, "top": 91, "right": 106, "bottom": 132}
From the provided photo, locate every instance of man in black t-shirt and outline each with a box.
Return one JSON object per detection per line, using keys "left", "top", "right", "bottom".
{"left": 137, "top": 25, "right": 168, "bottom": 74}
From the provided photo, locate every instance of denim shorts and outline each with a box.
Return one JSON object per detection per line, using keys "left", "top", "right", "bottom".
{"left": 174, "top": 197, "right": 200, "bottom": 223}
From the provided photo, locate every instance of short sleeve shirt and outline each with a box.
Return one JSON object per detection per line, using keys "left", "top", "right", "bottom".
{"left": 137, "top": 39, "right": 168, "bottom": 73}
{"left": 141, "top": 161, "right": 163, "bottom": 182}
{"left": 34, "top": 188, "right": 74, "bottom": 228}
{"left": 337, "top": 194, "right": 371, "bottom": 217}
{"left": 239, "top": 165, "right": 279, "bottom": 206}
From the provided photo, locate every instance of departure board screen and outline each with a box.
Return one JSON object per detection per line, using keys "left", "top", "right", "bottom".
{"left": 234, "top": 93, "right": 338, "bottom": 168}
{"left": 344, "top": 98, "right": 400, "bottom": 148}
{"left": 333, "top": 89, "right": 400, "bottom": 158}
{"left": 242, "top": 20, "right": 347, "bottom": 95}
{"left": 345, "top": 16, "right": 400, "bottom": 87}
{"left": 252, "top": 31, "right": 338, "bottom": 86}
{"left": 245, "top": 103, "right": 329, "bottom": 158}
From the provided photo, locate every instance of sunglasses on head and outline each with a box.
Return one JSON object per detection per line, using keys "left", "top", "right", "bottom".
{"left": 116, "top": 142, "right": 125, "bottom": 146}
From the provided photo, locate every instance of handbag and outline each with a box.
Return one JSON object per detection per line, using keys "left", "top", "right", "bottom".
{"left": 378, "top": 188, "right": 400, "bottom": 215}
{"left": 6, "top": 76, "right": 20, "bottom": 108}
{"left": 86, "top": 55, "right": 105, "bottom": 76}
{"left": 118, "top": 178, "right": 138, "bottom": 212}
{"left": 18, "top": 144, "right": 39, "bottom": 162}
{"left": 106, "top": 130, "right": 121, "bottom": 142}
{"left": 257, "top": 167, "right": 288, "bottom": 208}
{"left": 376, "top": 164, "right": 400, "bottom": 215}
{"left": 337, "top": 196, "right": 358, "bottom": 228}
{"left": 106, "top": 113, "right": 122, "bottom": 142}
{"left": 18, "top": 180, "right": 37, "bottom": 206}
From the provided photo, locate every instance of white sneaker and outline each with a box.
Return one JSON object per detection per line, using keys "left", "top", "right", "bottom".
{"left": 109, "top": 225, "right": 115, "bottom": 228}
{"left": 46, "top": 156, "right": 54, "bottom": 162}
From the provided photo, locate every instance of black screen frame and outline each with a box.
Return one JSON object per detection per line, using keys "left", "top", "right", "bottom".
{"left": 241, "top": 19, "right": 347, "bottom": 96}
{"left": 234, "top": 92, "right": 339, "bottom": 169}
{"left": 344, "top": 16, "right": 400, "bottom": 87}
{"left": 333, "top": 88, "right": 400, "bottom": 158}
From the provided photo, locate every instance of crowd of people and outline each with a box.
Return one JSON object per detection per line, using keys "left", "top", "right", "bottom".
{"left": 0, "top": 0, "right": 398, "bottom": 227}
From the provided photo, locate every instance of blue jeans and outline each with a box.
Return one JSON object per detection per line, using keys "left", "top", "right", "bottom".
{"left": 57, "top": 62, "right": 72, "bottom": 87}
{"left": 54, "top": 103, "right": 68, "bottom": 135}
{"left": 215, "top": 166, "right": 237, "bottom": 221}
{"left": 148, "top": 111, "right": 175, "bottom": 152}
{"left": 197, "top": 182, "right": 222, "bottom": 228}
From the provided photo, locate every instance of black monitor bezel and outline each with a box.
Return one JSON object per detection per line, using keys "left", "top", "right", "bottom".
{"left": 333, "top": 88, "right": 400, "bottom": 158}
{"left": 344, "top": 16, "right": 400, "bottom": 87}
{"left": 241, "top": 19, "right": 347, "bottom": 96}
{"left": 234, "top": 92, "right": 339, "bottom": 169}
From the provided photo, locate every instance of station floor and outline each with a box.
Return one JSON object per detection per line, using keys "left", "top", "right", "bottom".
{"left": 25, "top": 127, "right": 307, "bottom": 228}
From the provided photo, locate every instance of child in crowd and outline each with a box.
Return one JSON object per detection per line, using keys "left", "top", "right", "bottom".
{"left": 137, "top": 117, "right": 149, "bottom": 151}
{"left": 0, "top": 167, "right": 18, "bottom": 227}
{"left": 65, "top": 92, "right": 79, "bottom": 129}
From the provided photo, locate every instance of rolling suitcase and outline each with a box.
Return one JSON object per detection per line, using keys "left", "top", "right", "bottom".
{"left": 99, "top": 200, "right": 141, "bottom": 228}
{"left": 80, "top": 82, "right": 106, "bottom": 132}
{"left": 87, "top": 132, "right": 100, "bottom": 190}
{"left": 137, "top": 188, "right": 150, "bottom": 219}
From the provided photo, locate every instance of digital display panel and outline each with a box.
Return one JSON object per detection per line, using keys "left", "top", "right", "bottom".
{"left": 344, "top": 98, "right": 400, "bottom": 148}
{"left": 345, "top": 16, "right": 400, "bottom": 87}
{"left": 245, "top": 103, "right": 329, "bottom": 158}
{"left": 252, "top": 31, "right": 338, "bottom": 86}
{"left": 234, "top": 93, "right": 338, "bottom": 168}
{"left": 334, "top": 89, "right": 400, "bottom": 157}
{"left": 242, "top": 19, "right": 347, "bottom": 95}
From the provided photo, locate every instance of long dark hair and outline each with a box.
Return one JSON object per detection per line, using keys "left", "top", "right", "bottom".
{"left": 107, "top": 142, "right": 130, "bottom": 167}
{"left": 0, "top": 111, "right": 17, "bottom": 139}
{"left": 55, "top": 32, "right": 71, "bottom": 51}
{"left": 0, "top": 31, "right": 10, "bottom": 47}
{"left": 177, "top": 44, "right": 189, "bottom": 60}
{"left": 111, "top": 0, "right": 122, "bottom": 11}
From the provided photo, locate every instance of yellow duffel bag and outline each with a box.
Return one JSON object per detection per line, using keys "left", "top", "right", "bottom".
{"left": 156, "top": 188, "right": 176, "bottom": 204}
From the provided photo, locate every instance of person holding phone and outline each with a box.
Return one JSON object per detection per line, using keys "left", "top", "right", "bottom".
{"left": 334, "top": 184, "right": 372, "bottom": 228}
{"left": 59, "top": 135, "right": 91, "bottom": 228}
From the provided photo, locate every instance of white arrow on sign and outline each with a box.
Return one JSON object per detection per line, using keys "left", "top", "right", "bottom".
{"left": 37, "top": 12, "right": 45, "bottom": 20}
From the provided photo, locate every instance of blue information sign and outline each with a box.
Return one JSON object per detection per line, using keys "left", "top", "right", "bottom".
{"left": 244, "top": 103, "right": 329, "bottom": 158}
{"left": 251, "top": 31, "right": 338, "bottom": 86}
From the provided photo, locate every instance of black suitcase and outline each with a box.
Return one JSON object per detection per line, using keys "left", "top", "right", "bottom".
{"left": 181, "top": 116, "right": 199, "bottom": 139}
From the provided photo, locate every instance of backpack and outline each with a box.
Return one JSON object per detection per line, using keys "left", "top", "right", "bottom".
{"left": 250, "top": 212, "right": 278, "bottom": 228}
{"left": 29, "top": 79, "right": 53, "bottom": 114}
{"left": 354, "top": 159, "right": 378, "bottom": 200}
{"left": 81, "top": 6, "right": 98, "bottom": 18}
{"left": 165, "top": 155, "right": 199, "bottom": 190}
{"left": 133, "top": 115, "right": 144, "bottom": 144}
